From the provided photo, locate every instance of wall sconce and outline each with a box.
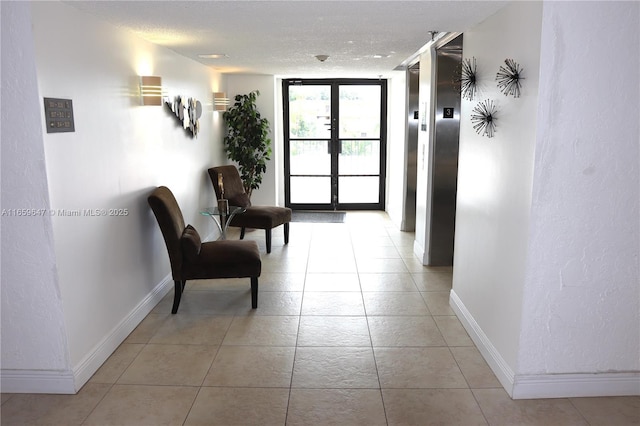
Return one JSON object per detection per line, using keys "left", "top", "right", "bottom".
{"left": 214, "top": 92, "right": 229, "bottom": 112}
{"left": 140, "top": 76, "right": 163, "bottom": 106}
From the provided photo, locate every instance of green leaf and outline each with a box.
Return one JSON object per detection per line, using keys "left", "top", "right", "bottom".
{"left": 222, "top": 90, "right": 272, "bottom": 197}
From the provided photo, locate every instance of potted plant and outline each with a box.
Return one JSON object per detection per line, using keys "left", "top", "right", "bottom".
{"left": 222, "top": 90, "right": 271, "bottom": 199}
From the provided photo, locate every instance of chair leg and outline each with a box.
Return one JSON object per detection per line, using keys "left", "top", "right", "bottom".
{"left": 265, "top": 229, "right": 272, "bottom": 253}
{"left": 284, "top": 223, "right": 290, "bottom": 245}
{"left": 240, "top": 227, "right": 246, "bottom": 240}
{"left": 171, "top": 280, "right": 185, "bottom": 314}
{"left": 251, "top": 277, "right": 259, "bottom": 309}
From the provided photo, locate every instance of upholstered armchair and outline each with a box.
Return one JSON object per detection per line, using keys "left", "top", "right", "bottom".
{"left": 208, "top": 165, "right": 292, "bottom": 254}
{"left": 148, "top": 186, "right": 261, "bottom": 313}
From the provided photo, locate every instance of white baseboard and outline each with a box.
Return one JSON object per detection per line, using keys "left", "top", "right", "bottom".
{"left": 1, "top": 275, "right": 172, "bottom": 394}
{"left": 72, "top": 274, "right": 172, "bottom": 389}
{"left": 449, "top": 290, "right": 516, "bottom": 394}
{"left": 0, "top": 369, "right": 76, "bottom": 394}
{"left": 513, "top": 372, "right": 640, "bottom": 399}
{"left": 449, "top": 290, "right": 640, "bottom": 399}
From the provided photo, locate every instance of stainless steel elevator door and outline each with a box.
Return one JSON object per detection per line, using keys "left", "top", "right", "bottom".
{"left": 428, "top": 34, "right": 462, "bottom": 265}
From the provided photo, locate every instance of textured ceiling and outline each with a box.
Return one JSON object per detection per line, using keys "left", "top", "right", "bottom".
{"left": 66, "top": 1, "right": 507, "bottom": 77}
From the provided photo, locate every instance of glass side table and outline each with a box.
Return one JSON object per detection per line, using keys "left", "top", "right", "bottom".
{"left": 200, "top": 205, "right": 246, "bottom": 240}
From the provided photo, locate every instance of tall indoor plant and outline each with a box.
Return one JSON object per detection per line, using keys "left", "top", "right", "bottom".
{"left": 222, "top": 90, "right": 272, "bottom": 198}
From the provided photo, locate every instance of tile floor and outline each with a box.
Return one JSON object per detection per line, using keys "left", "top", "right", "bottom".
{"left": 2, "top": 212, "right": 639, "bottom": 425}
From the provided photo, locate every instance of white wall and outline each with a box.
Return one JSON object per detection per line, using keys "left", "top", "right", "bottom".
{"left": 413, "top": 45, "right": 436, "bottom": 262}
{"left": 1, "top": 2, "right": 71, "bottom": 390}
{"left": 385, "top": 71, "right": 408, "bottom": 228}
{"left": 451, "top": 0, "right": 640, "bottom": 398}
{"left": 519, "top": 0, "right": 639, "bottom": 380}
{"left": 452, "top": 0, "right": 542, "bottom": 380}
{"left": 1, "top": 1, "right": 227, "bottom": 393}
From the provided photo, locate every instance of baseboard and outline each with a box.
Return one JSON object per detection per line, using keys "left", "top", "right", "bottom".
{"left": 0, "top": 369, "right": 76, "bottom": 394}
{"left": 72, "top": 274, "right": 173, "bottom": 390}
{"left": 449, "top": 290, "right": 516, "bottom": 395}
{"left": 1, "top": 274, "right": 172, "bottom": 394}
{"left": 449, "top": 290, "right": 640, "bottom": 399}
{"left": 513, "top": 372, "right": 640, "bottom": 399}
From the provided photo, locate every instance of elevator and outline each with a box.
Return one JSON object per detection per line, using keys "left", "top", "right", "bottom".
{"left": 420, "top": 34, "right": 463, "bottom": 266}
{"left": 402, "top": 63, "right": 420, "bottom": 231}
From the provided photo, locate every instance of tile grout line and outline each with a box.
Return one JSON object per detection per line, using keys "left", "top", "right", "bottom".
{"left": 283, "top": 221, "right": 313, "bottom": 425}
{"left": 79, "top": 382, "right": 116, "bottom": 426}
{"left": 356, "top": 218, "right": 392, "bottom": 426}
{"left": 566, "top": 397, "right": 595, "bottom": 426}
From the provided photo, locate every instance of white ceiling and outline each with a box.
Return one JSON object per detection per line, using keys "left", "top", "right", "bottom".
{"left": 65, "top": 0, "right": 508, "bottom": 77}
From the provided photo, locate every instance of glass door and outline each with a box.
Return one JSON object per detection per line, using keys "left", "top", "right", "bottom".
{"left": 284, "top": 79, "right": 387, "bottom": 210}
{"left": 285, "top": 83, "right": 333, "bottom": 206}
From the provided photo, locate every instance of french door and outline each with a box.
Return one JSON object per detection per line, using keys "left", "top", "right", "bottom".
{"left": 283, "top": 79, "right": 387, "bottom": 210}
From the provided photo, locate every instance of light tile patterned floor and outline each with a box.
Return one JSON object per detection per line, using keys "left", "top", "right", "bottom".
{"left": 2, "top": 212, "right": 639, "bottom": 425}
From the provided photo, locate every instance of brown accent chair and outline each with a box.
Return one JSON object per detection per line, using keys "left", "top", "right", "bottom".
{"left": 208, "top": 165, "right": 292, "bottom": 254}
{"left": 148, "top": 186, "right": 261, "bottom": 314}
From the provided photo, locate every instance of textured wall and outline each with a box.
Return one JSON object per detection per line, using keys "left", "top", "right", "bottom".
{"left": 0, "top": 2, "right": 70, "bottom": 373}
{"left": 519, "top": 1, "right": 640, "bottom": 374}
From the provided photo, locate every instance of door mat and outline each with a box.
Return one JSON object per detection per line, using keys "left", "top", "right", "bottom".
{"left": 291, "top": 211, "right": 346, "bottom": 223}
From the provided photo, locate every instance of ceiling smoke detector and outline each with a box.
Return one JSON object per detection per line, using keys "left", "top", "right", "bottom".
{"left": 315, "top": 54, "right": 329, "bottom": 63}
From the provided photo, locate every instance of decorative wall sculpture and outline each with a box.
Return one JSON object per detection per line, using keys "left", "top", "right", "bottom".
{"left": 496, "top": 59, "right": 524, "bottom": 98}
{"left": 165, "top": 95, "right": 203, "bottom": 137}
{"left": 471, "top": 99, "right": 498, "bottom": 138}
{"left": 458, "top": 57, "right": 478, "bottom": 101}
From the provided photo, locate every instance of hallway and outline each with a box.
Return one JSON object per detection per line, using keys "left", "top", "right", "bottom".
{"left": 1, "top": 212, "right": 638, "bottom": 425}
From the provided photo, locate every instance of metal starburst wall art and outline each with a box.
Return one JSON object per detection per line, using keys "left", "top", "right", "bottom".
{"left": 457, "top": 57, "right": 478, "bottom": 101}
{"left": 496, "top": 59, "right": 524, "bottom": 98}
{"left": 471, "top": 99, "right": 498, "bottom": 138}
